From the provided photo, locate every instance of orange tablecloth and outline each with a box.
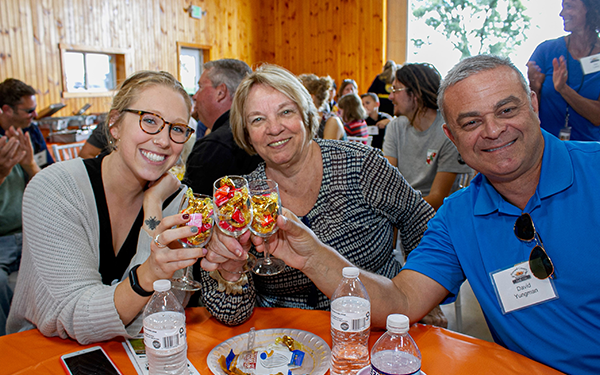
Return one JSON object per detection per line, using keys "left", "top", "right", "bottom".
{"left": 0, "top": 307, "right": 561, "bottom": 375}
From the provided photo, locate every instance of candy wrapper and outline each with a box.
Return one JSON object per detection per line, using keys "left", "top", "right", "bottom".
{"left": 250, "top": 192, "right": 279, "bottom": 235}
{"left": 218, "top": 335, "right": 305, "bottom": 375}
{"left": 214, "top": 176, "right": 252, "bottom": 233}
{"left": 180, "top": 189, "right": 213, "bottom": 246}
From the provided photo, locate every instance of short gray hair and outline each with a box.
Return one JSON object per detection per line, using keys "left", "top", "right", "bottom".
{"left": 438, "top": 55, "right": 530, "bottom": 121}
{"left": 204, "top": 59, "right": 252, "bottom": 99}
{"left": 231, "top": 64, "right": 319, "bottom": 155}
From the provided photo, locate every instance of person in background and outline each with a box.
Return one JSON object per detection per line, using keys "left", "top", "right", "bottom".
{"left": 527, "top": 0, "right": 600, "bottom": 141}
{"left": 182, "top": 59, "right": 262, "bottom": 196}
{"left": 337, "top": 78, "right": 358, "bottom": 100}
{"left": 78, "top": 121, "right": 108, "bottom": 158}
{"left": 7, "top": 71, "right": 203, "bottom": 344}
{"left": 199, "top": 64, "right": 440, "bottom": 327}
{"left": 233, "top": 55, "right": 600, "bottom": 374}
{"left": 298, "top": 73, "right": 346, "bottom": 140}
{"left": 383, "top": 63, "right": 471, "bottom": 211}
{"left": 338, "top": 93, "right": 369, "bottom": 143}
{"left": 329, "top": 80, "right": 338, "bottom": 114}
{"left": 367, "top": 60, "right": 397, "bottom": 116}
{"left": 361, "top": 93, "right": 392, "bottom": 149}
{"left": 0, "top": 78, "right": 53, "bottom": 336}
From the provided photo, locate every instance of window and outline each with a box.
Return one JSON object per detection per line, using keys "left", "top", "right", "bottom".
{"left": 60, "top": 44, "right": 128, "bottom": 97}
{"left": 177, "top": 42, "right": 211, "bottom": 95}
{"left": 63, "top": 51, "right": 115, "bottom": 92}
{"left": 407, "top": 0, "right": 564, "bottom": 77}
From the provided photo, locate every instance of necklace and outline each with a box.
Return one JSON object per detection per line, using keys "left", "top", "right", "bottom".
{"left": 566, "top": 34, "right": 596, "bottom": 60}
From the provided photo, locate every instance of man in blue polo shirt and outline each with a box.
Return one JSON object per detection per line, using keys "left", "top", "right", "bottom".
{"left": 209, "top": 55, "right": 599, "bottom": 374}
{"left": 0, "top": 78, "right": 54, "bottom": 335}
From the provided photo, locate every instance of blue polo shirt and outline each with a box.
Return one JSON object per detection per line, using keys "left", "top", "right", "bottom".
{"left": 403, "top": 130, "right": 600, "bottom": 374}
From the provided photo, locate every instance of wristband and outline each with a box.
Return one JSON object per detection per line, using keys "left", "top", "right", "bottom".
{"left": 129, "top": 264, "right": 154, "bottom": 297}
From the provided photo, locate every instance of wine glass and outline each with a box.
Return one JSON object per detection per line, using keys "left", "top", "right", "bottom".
{"left": 171, "top": 190, "right": 214, "bottom": 291}
{"left": 213, "top": 176, "right": 256, "bottom": 272}
{"left": 247, "top": 179, "right": 286, "bottom": 275}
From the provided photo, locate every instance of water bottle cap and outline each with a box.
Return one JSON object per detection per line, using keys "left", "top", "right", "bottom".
{"left": 153, "top": 279, "right": 171, "bottom": 292}
{"left": 387, "top": 314, "right": 410, "bottom": 333}
{"left": 342, "top": 267, "right": 360, "bottom": 278}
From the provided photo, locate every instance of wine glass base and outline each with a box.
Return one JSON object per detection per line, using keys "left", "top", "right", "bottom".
{"left": 171, "top": 277, "right": 201, "bottom": 292}
{"left": 248, "top": 257, "right": 286, "bottom": 276}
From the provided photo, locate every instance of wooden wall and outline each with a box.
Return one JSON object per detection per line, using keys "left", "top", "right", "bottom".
{"left": 0, "top": 0, "right": 391, "bottom": 116}
{"left": 253, "top": 0, "right": 387, "bottom": 95}
{"left": 0, "top": 0, "right": 256, "bottom": 116}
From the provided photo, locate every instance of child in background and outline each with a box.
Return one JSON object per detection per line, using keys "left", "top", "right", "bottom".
{"left": 338, "top": 93, "right": 368, "bottom": 144}
{"left": 361, "top": 93, "right": 392, "bottom": 149}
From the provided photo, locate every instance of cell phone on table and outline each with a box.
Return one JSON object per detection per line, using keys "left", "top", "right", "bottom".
{"left": 60, "top": 346, "right": 123, "bottom": 375}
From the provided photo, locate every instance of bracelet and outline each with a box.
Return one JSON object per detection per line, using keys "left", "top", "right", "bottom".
{"left": 129, "top": 264, "right": 154, "bottom": 297}
{"left": 209, "top": 270, "right": 249, "bottom": 295}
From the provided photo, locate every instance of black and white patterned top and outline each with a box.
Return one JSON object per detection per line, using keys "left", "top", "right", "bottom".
{"left": 199, "top": 138, "right": 434, "bottom": 325}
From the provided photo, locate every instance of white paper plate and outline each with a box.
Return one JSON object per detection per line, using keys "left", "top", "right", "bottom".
{"left": 207, "top": 328, "right": 331, "bottom": 375}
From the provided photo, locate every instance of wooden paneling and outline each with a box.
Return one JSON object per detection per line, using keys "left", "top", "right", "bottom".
{"left": 0, "top": 0, "right": 256, "bottom": 116}
{"left": 0, "top": 0, "right": 395, "bottom": 116}
{"left": 253, "top": 0, "right": 388, "bottom": 95}
{"left": 387, "top": 0, "right": 408, "bottom": 65}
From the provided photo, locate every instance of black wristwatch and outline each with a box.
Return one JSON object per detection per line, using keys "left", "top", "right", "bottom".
{"left": 129, "top": 264, "right": 154, "bottom": 297}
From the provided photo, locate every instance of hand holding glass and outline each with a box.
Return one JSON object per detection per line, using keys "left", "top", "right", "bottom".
{"left": 247, "top": 179, "right": 286, "bottom": 275}
{"left": 171, "top": 191, "right": 214, "bottom": 291}
{"left": 213, "top": 176, "right": 256, "bottom": 272}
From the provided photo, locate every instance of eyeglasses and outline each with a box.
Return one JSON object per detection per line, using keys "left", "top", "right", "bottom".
{"left": 389, "top": 86, "right": 407, "bottom": 94}
{"left": 513, "top": 213, "right": 554, "bottom": 280}
{"left": 122, "top": 109, "right": 194, "bottom": 144}
{"left": 15, "top": 106, "right": 36, "bottom": 115}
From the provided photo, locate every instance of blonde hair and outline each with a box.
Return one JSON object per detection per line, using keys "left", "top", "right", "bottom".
{"left": 231, "top": 64, "right": 319, "bottom": 155}
{"left": 298, "top": 74, "right": 333, "bottom": 112}
{"left": 379, "top": 60, "right": 397, "bottom": 84}
{"left": 338, "top": 93, "right": 367, "bottom": 123}
{"left": 104, "top": 70, "right": 191, "bottom": 151}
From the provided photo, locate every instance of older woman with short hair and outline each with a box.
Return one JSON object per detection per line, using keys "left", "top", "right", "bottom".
{"left": 199, "top": 64, "right": 437, "bottom": 326}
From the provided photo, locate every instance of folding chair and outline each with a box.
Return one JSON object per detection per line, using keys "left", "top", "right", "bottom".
{"left": 52, "top": 142, "right": 85, "bottom": 162}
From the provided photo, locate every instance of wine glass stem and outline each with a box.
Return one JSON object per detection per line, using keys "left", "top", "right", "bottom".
{"left": 263, "top": 237, "right": 273, "bottom": 265}
{"left": 182, "top": 265, "right": 193, "bottom": 281}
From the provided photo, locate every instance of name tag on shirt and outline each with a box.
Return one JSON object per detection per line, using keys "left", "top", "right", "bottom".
{"left": 581, "top": 53, "right": 600, "bottom": 75}
{"left": 34, "top": 150, "right": 47, "bottom": 167}
{"left": 490, "top": 261, "right": 558, "bottom": 314}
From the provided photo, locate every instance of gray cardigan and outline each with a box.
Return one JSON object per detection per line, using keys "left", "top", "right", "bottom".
{"left": 6, "top": 158, "right": 184, "bottom": 344}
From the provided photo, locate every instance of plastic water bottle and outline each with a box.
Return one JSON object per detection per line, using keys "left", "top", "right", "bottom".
{"left": 370, "top": 314, "right": 421, "bottom": 375}
{"left": 330, "top": 267, "right": 371, "bottom": 375}
{"left": 143, "top": 280, "right": 189, "bottom": 375}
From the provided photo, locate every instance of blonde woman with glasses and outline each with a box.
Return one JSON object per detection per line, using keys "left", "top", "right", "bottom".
{"left": 7, "top": 71, "right": 204, "bottom": 344}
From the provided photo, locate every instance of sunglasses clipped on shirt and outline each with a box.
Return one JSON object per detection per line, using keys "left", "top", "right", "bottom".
{"left": 513, "top": 213, "right": 555, "bottom": 280}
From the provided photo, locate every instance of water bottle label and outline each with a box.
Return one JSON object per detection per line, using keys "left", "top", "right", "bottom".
{"left": 370, "top": 365, "right": 420, "bottom": 375}
{"left": 330, "top": 296, "right": 370, "bottom": 332}
{"left": 144, "top": 324, "right": 186, "bottom": 351}
{"left": 370, "top": 351, "right": 421, "bottom": 375}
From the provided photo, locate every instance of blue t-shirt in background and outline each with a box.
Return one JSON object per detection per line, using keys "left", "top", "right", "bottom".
{"left": 529, "top": 37, "right": 600, "bottom": 141}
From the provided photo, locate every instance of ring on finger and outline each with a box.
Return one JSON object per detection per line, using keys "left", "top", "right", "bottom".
{"left": 154, "top": 234, "right": 167, "bottom": 248}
